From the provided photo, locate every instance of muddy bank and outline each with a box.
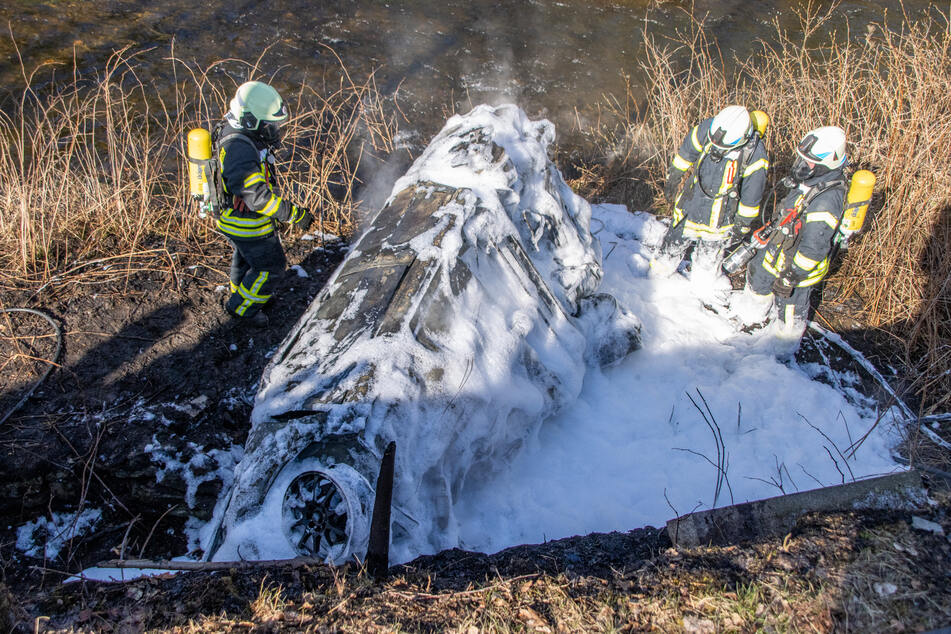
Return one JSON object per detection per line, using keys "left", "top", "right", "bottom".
{"left": 0, "top": 212, "right": 948, "bottom": 633}
{"left": 7, "top": 496, "right": 951, "bottom": 632}
{"left": 0, "top": 237, "right": 347, "bottom": 586}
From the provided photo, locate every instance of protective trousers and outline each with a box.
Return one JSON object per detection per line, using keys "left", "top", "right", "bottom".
{"left": 660, "top": 217, "right": 727, "bottom": 268}
{"left": 747, "top": 251, "right": 812, "bottom": 324}
{"left": 225, "top": 233, "right": 287, "bottom": 318}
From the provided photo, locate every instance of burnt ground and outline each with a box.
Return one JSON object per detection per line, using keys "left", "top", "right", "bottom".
{"left": 0, "top": 234, "right": 949, "bottom": 632}
{"left": 0, "top": 236, "right": 348, "bottom": 594}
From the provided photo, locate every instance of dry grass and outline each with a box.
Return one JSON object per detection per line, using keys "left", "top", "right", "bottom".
{"left": 249, "top": 578, "right": 287, "bottom": 622}
{"left": 0, "top": 43, "right": 397, "bottom": 289}
{"left": 134, "top": 568, "right": 835, "bottom": 633}
{"left": 837, "top": 522, "right": 951, "bottom": 631}
{"left": 587, "top": 3, "right": 951, "bottom": 412}
{"left": 41, "top": 504, "right": 950, "bottom": 633}
{"left": 11, "top": 484, "right": 948, "bottom": 632}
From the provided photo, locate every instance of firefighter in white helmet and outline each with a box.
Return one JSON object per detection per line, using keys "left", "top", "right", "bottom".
{"left": 744, "top": 126, "right": 849, "bottom": 343}
{"left": 657, "top": 105, "right": 769, "bottom": 272}
{"left": 214, "top": 81, "right": 313, "bottom": 323}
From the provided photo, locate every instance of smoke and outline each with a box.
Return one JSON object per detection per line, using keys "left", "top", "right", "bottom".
{"left": 375, "top": 4, "right": 538, "bottom": 116}
{"left": 348, "top": 1, "right": 633, "bottom": 232}
{"left": 353, "top": 140, "right": 416, "bottom": 227}
{"left": 455, "top": 12, "right": 528, "bottom": 114}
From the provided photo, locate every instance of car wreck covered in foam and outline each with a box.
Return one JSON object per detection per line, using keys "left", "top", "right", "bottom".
{"left": 202, "top": 104, "right": 642, "bottom": 564}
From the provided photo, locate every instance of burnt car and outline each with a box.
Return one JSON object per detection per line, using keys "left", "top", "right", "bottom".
{"left": 203, "top": 104, "right": 641, "bottom": 564}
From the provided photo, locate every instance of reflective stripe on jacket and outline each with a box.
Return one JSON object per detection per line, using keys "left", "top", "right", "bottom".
{"left": 670, "top": 117, "right": 769, "bottom": 240}
{"left": 216, "top": 126, "right": 296, "bottom": 240}
{"left": 760, "top": 173, "right": 847, "bottom": 287}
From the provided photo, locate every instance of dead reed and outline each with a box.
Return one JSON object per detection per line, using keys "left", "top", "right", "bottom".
{"left": 0, "top": 44, "right": 397, "bottom": 286}
{"left": 597, "top": 4, "right": 951, "bottom": 412}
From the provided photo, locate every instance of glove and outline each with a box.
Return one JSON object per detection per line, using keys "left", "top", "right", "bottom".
{"left": 771, "top": 274, "right": 797, "bottom": 298}
{"left": 292, "top": 205, "right": 313, "bottom": 232}
{"left": 730, "top": 224, "right": 751, "bottom": 242}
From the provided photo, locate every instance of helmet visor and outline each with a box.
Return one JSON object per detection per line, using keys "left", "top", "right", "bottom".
{"left": 265, "top": 100, "right": 288, "bottom": 123}
{"left": 790, "top": 154, "right": 830, "bottom": 183}
{"left": 791, "top": 156, "right": 814, "bottom": 182}
{"left": 796, "top": 133, "right": 823, "bottom": 163}
{"left": 710, "top": 126, "right": 740, "bottom": 152}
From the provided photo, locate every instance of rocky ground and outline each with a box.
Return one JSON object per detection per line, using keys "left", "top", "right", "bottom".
{"left": 0, "top": 233, "right": 949, "bottom": 632}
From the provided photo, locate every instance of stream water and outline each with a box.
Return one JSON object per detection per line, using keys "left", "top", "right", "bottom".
{"left": 0, "top": 0, "right": 938, "bottom": 145}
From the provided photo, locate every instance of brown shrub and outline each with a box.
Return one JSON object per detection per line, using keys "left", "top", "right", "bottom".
{"left": 0, "top": 44, "right": 397, "bottom": 284}
{"left": 596, "top": 4, "right": 951, "bottom": 411}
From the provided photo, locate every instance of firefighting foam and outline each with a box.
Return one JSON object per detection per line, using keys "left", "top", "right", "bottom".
{"left": 201, "top": 104, "right": 642, "bottom": 564}
{"left": 200, "top": 105, "right": 900, "bottom": 566}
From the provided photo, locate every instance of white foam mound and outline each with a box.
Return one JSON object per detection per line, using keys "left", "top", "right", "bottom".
{"left": 202, "top": 106, "right": 900, "bottom": 567}
{"left": 203, "top": 104, "right": 639, "bottom": 564}
{"left": 452, "top": 206, "right": 903, "bottom": 554}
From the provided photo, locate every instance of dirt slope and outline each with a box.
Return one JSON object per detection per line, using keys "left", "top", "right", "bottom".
{"left": 0, "top": 238, "right": 346, "bottom": 591}
{"left": 1, "top": 236, "right": 949, "bottom": 632}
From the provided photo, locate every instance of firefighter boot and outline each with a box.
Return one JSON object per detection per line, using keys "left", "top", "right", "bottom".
{"left": 222, "top": 294, "right": 269, "bottom": 327}
{"left": 731, "top": 284, "right": 774, "bottom": 332}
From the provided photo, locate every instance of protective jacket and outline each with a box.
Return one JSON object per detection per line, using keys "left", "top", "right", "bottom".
{"left": 670, "top": 117, "right": 769, "bottom": 241}
{"left": 215, "top": 125, "right": 306, "bottom": 240}
{"left": 757, "top": 169, "right": 847, "bottom": 287}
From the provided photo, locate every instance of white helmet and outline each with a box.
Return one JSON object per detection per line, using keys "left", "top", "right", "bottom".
{"left": 792, "top": 126, "right": 846, "bottom": 182}
{"left": 709, "top": 105, "right": 753, "bottom": 152}
{"left": 227, "top": 81, "right": 288, "bottom": 149}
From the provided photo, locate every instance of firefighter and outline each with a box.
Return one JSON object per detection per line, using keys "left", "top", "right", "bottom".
{"left": 215, "top": 81, "right": 313, "bottom": 324}
{"left": 745, "top": 126, "right": 848, "bottom": 341}
{"left": 656, "top": 105, "right": 769, "bottom": 273}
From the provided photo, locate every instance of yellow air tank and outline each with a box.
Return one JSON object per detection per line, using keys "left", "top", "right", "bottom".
{"left": 750, "top": 110, "right": 769, "bottom": 138}
{"left": 187, "top": 128, "right": 212, "bottom": 200}
{"left": 841, "top": 169, "right": 875, "bottom": 239}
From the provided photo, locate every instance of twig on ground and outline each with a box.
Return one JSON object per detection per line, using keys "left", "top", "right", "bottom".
{"left": 384, "top": 574, "right": 541, "bottom": 601}
{"left": 683, "top": 388, "right": 734, "bottom": 507}
{"left": 138, "top": 505, "right": 179, "bottom": 558}
{"left": 799, "top": 412, "right": 855, "bottom": 482}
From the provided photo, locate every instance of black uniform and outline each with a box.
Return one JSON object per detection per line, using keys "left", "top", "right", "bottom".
{"left": 663, "top": 117, "right": 769, "bottom": 256}
{"left": 215, "top": 124, "right": 307, "bottom": 318}
{"left": 747, "top": 169, "right": 847, "bottom": 324}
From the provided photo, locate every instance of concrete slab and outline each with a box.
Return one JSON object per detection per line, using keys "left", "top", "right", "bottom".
{"left": 667, "top": 470, "right": 926, "bottom": 548}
